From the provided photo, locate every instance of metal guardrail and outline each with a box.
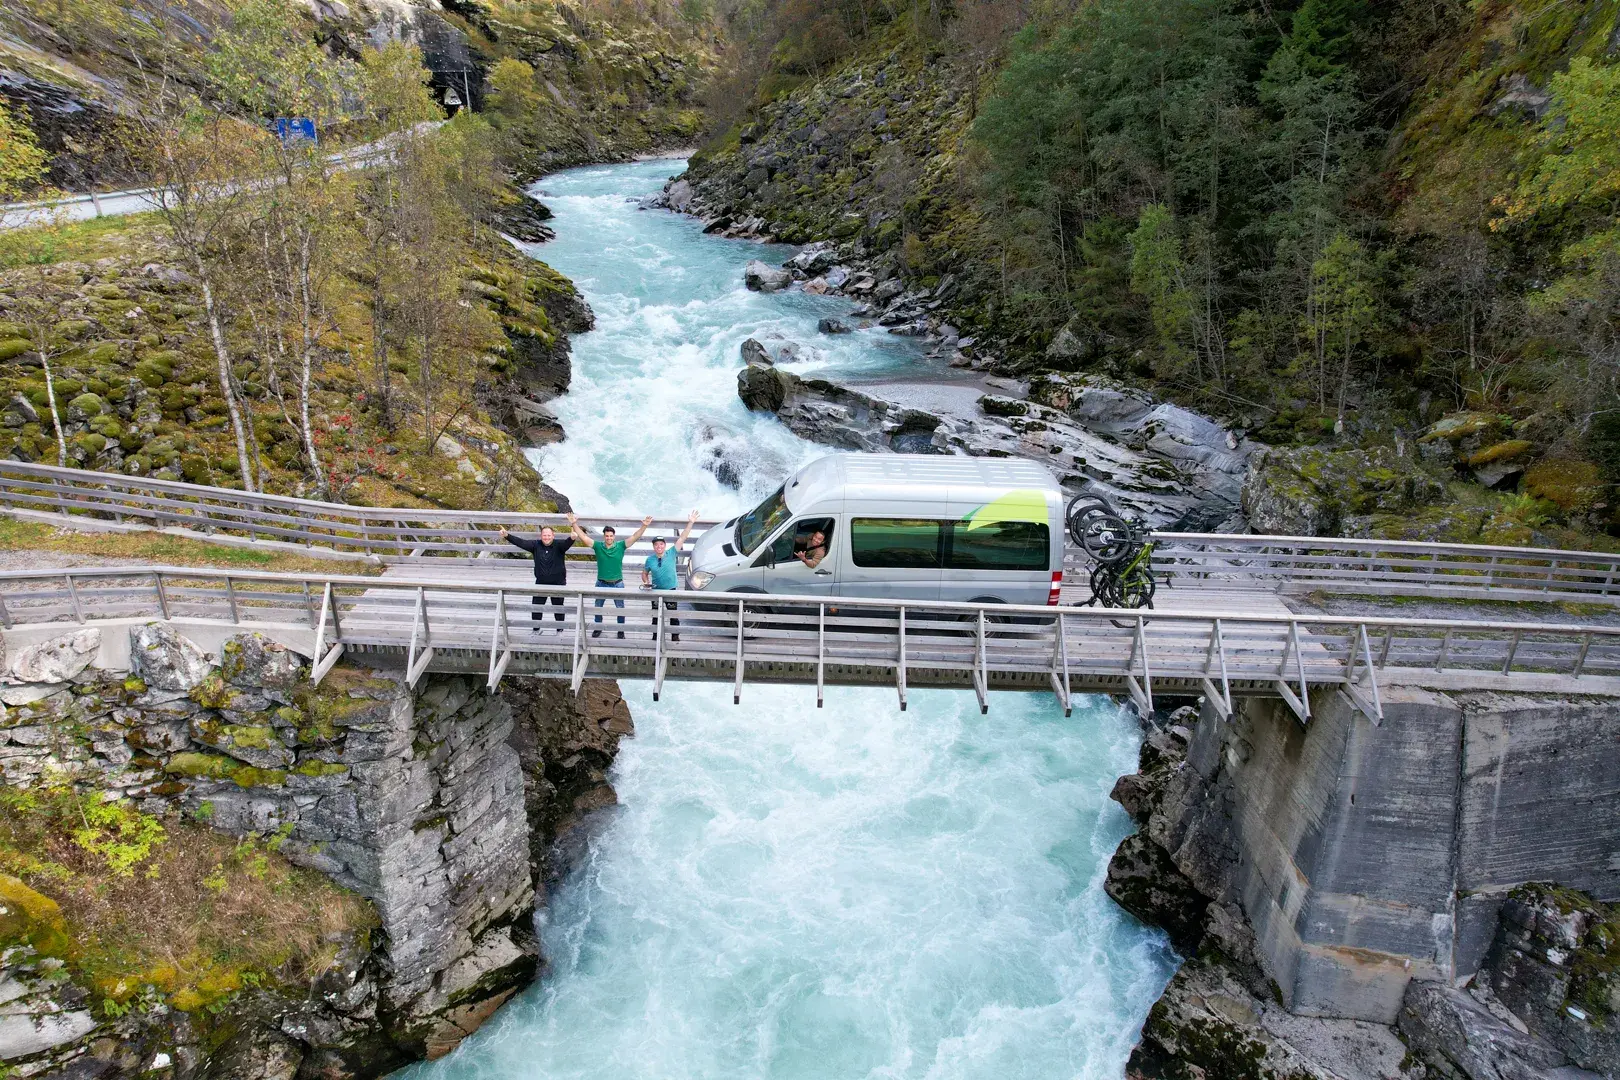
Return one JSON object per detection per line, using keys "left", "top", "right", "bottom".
{"left": 6, "top": 461, "right": 1620, "bottom": 607}
{"left": 5, "top": 566, "right": 1620, "bottom": 720}
{"left": 0, "top": 460, "right": 704, "bottom": 565}
{"left": 1148, "top": 533, "right": 1620, "bottom": 604}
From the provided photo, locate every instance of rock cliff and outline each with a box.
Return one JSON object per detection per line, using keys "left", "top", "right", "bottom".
{"left": 0, "top": 623, "right": 634, "bottom": 1077}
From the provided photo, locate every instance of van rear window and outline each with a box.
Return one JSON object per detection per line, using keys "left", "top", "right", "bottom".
{"left": 946, "top": 520, "right": 1050, "bottom": 572}
{"left": 851, "top": 519, "right": 943, "bottom": 568}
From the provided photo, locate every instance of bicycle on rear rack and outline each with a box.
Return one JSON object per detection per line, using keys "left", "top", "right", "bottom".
{"left": 1065, "top": 491, "right": 1159, "bottom": 610}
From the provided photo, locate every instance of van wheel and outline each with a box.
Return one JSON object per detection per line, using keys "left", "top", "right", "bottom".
{"left": 724, "top": 587, "right": 770, "bottom": 630}
{"left": 968, "top": 597, "right": 1052, "bottom": 638}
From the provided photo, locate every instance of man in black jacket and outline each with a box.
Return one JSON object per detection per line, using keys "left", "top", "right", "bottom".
{"left": 499, "top": 524, "right": 572, "bottom": 633}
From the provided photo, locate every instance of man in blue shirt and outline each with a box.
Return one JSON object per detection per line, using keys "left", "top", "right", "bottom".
{"left": 643, "top": 511, "right": 698, "bottom": 642}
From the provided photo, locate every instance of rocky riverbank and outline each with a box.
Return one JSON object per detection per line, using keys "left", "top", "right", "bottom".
{"left": 1108, "top": 704, "right": 1620, "bottom": 1080}
{"left": 0, "top": 622, "right": 634, "bottom": 1078}
{"left": 734, "top": 334, "right": 1254, "bottom": 530}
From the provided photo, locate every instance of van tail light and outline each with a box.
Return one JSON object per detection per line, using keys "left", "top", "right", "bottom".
{"left": 1047, "top": 571, "right": 1063, "bottom": 606}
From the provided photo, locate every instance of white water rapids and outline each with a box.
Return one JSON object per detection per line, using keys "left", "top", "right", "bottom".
{"left": 392, "top": 159, "right": 1175, "bottom": 1080}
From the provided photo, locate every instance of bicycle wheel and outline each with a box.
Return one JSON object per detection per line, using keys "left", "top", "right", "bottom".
{"left": 1065, "top": 494, "right": 1115, "bottom": 546}
{"left": 1080, "top": 512, "right": 1135, "bottom": 564}
{"left": 1089, "top": 563, "right": 1121, "bottom": 607}
{"left": 1116, "top": 565, "right": 1157, "bottom": 609}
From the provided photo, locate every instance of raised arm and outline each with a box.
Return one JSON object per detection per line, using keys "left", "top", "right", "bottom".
{"left": 499, "top": 527, "right": 536, "bottom": 553}
{"left": 624, "top": 516, "right": 653, "bottom": 547}
{"left": 565, "top": 513, "right": 592, "bottom": 545}
{"left": 674, "top": 510, "right": 699, "bottom": 550}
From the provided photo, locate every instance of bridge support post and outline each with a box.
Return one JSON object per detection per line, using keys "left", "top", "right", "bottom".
{"left": 406, "top": 586, "right": 435, "bottom": 687}
{"left": 1273, "top": 620, "right": 1311, "bottom": 723}
{"left": 311, "top": 581, "right": 345, "bottom": 685}
{"left": 971, "top": 610, "right": 988, "bottom": 715}
{"left": 1200, "top": 617, "right": 1232, "bottom": 721}
{"left": 1341, "top": 622, "right": 1383, "bottom": 724}
{"left": 733, "top": 597, "right": 745, "bottom": 705}
{"left": 652, "top": 592, "right": 667, "bottom": 702}
{"left": 570, "top": 593, "right": 589, "bottom": 695}
{"left": 487, "top": 590, "right": 512, "bottom": 691}
{"left": 815, "top": 603, "right": 825, "bottom": 710}
{"left": 896, "top": 606, "right": 908, "bottom": 712}
{"left": 1125, "top": 615, "right": 1153, "bottom": 716}
{"left": 1049, "top": 611, "right": 1071, "bottom": 717}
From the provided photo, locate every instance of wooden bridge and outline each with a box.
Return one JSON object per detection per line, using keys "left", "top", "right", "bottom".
{"left": 3, "top": 460, "right": 1620, "bottom": 721}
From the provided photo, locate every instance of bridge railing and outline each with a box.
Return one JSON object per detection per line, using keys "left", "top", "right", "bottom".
{"left": 4, "top": 565, "right": 1618, "bottom": 720}
{"left": 7, "top": 460, "right": 1620, "bottom": 607}
{"left": 1147, "top": 532, "right": 1620, "bottom": 605}
{"left": 0, "top": 460, "right": 712, "bottom": 564}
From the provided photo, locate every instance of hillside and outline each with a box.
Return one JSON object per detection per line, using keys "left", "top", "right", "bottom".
{"left": 0, "top": 0, "right": 719, "bottom": 511}
{"left": 678, "top": 0, "right": 1620, "bottom": 548}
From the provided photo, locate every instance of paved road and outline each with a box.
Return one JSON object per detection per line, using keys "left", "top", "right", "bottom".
{"left": 0, "top": 121, "right": 445, "bottom": 230}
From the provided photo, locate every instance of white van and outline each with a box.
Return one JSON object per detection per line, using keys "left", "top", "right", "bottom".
{"left": 685, "top": 454, "right": 1066, "bottom": 606}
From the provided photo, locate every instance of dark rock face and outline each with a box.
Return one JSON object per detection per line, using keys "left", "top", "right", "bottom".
{"left": 491, "top": 192, "right": 557, "bottom": 244}
{"left": 1105, "top": 832, "right": 1208, "bottom": 953}
{"left": 501, "top": 678, "right": 634, "bottom": 893}
{"left": 738, "top": 360, "right": 788, "bottom": 413}
{"left": 1241, "top": 445, "right": 1448, "bottom": 537}
{"left": 1398, "top": 980, "right": 1578, "bottom": 1080}
{"left": 0, "top": 68, "right": 124, "bottom": 191}
{"left": 484, "top": 265, "right": 594, "bottom": 454}
{"left": 1483, "top": 886, "right": 1620, "bottom": 1076}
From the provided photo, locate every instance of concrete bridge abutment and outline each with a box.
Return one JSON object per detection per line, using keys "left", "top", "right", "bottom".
{"left": 1175, "top": 683, "right": 1620, "bottom": 1023}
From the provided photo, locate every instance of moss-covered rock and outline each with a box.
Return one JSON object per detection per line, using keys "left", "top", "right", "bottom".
{"left": 1525, "top": 460, "right": 1604, "bottom": 513}
{"left": 0, "top": 872, "right": 73, "bottom": 957}
{"left": 1241, "top": 445, "right": 1447, "bottom": 536}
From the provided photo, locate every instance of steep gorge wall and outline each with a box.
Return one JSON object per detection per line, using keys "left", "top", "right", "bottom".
{"left": 0, "top": 621, "right": 633, "bottom": 1077}
{"left": 1110, "top": 687, "right": 1620, "bottom": 1079}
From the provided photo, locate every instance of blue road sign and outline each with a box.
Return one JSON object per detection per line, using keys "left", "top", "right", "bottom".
{"left": 272, "top": 118, "right": 317, "bottom": 144}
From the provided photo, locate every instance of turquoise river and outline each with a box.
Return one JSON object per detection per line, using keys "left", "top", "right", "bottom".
{"left": 392, "top": 158, "right": 1175, "bottom": 1080}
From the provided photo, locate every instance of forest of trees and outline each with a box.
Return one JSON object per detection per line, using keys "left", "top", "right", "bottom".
{"left": 700, "top": 0, "right": 1620, "bottom": 488}
{"left": 969, "top": 0, "right": 1620, "bottom": 444}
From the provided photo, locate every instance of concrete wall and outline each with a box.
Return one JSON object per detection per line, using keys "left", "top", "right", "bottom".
{"left": 1196, "top": 686, "right": 1620, "bottom": 1025}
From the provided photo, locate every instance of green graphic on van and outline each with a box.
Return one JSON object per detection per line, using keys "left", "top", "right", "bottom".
{"left": 963, "top": 489, "right": 1047, "bottom": 531}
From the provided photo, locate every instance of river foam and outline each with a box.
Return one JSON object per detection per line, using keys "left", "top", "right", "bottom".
{"left": 392, "top": 160, "right": 1174, "bottom": 1080}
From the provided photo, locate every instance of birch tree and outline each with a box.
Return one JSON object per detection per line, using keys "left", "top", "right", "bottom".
{"left": 135, "top": 107, "right": 261, "bottom": 492}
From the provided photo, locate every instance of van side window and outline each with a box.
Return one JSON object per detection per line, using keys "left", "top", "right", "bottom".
{"left": 755, "top": 518, "right": 836, "bottom": 568}
{"left": 851, "top": 519, "right": 943, "bottom": 568}
{"left": 946, "top": 520, "right": 1049, "bottom": 571}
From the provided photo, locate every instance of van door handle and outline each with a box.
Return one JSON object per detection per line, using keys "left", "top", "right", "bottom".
{"left": 814, "top": 568, "right": 832, "bottom": 576}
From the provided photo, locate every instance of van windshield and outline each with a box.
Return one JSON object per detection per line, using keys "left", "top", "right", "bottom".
{"left": 736, "top": 486, "right": 791, "bottom": 556}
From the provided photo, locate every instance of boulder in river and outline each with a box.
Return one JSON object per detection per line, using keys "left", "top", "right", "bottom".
{"left": 818, "top": 318, "right": 851, "bottom": 335}
{"left": 740, "top": 337, "right": 773, "bottom": 367}
{"left": 744, "top": 260, "right": 791, "bottom": 292}
{"left": 787, "top": 244, "right": 838, "bottom": 275}
{"left": 738, "top": 362, "right": 788, "bottom": 412}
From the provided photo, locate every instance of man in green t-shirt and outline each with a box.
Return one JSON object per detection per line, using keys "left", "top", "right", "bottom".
{"left": 567, "top": 513, "right": 651, "bottom": 638}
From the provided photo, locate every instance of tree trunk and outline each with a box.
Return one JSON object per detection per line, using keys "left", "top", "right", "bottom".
{"left": 35, "top": 328, "right": 67, "bottom": 467}
{"left": 295, "top": 230, "right": 330, "bottom": 498}
{"left": 195, "top": 264, "right": 257, "bottom": 492}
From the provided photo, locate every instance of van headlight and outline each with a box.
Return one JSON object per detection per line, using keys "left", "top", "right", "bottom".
{"left": 688, "top": 571, "right": 715, "bottom": 590}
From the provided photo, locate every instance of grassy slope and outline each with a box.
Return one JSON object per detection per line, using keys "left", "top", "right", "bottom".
{"left": 1, "top": 787, "right": 375, "bottom": 1017}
